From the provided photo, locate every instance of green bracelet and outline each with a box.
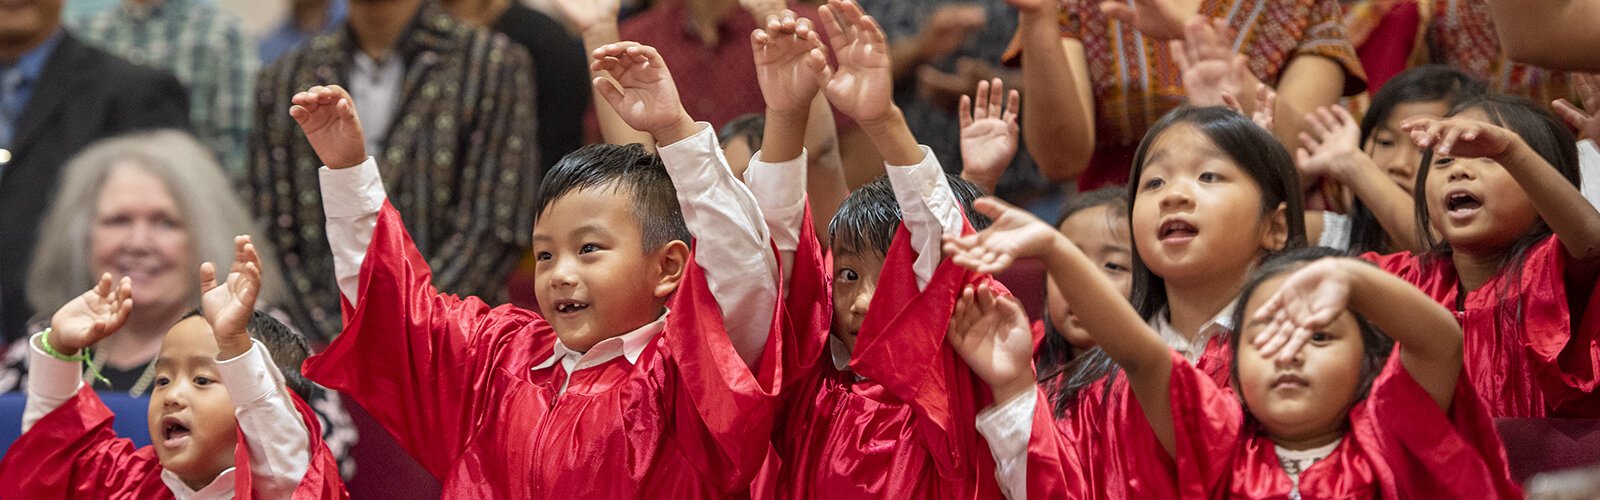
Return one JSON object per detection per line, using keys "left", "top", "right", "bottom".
{"left": 39, "top": 328, "right": 110, "bottom": 386}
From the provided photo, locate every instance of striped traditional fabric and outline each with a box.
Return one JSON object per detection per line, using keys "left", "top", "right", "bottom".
{"left": 1426, "top": 0, "right": 1575, "bottom": 110}
{"left": 71, "top": 0, "right": 257, "bottom": 177}
{"left": 249, "top": 1, "right": 539, "bottom": 342}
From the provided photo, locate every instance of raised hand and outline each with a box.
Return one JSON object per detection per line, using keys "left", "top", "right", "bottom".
{"left": 1250, "top": 258, "right": 1353, "bottom": 362}
{"left": 201, "top": 235, "right": 263, "bottom": 360}
{"left": 1004, "top": 0, "right": 1057, "bottom": 13}
{"left": 1554, "top": 73, "right": 1600, "bottom": 141}
{"left": 551, "top": 0, "right": 621, "bottom": 34}
{"left": 913, "top": 4, "right": 987, "bottom": 62}
{"left": 1402, "top": 116, "right": 1519, "bottom": 160}
{"left": 49, "top": 273, "right": 134, "bottom": 355}
{"left": 1100, "top": 0, "right": 1202, "bottom": 41}
{"left": 817, "top": 0, "right": 896, "bottom": 124}
{"left": 1295, "top": 105, "right": 1364, "bottom": 180}
{"left": 946, "top": 283, "right": 1036, "bottom": 402}
{"left": 942, "top": 197, "right": 1063, "bottom": 274}
{"left": 753, "top": 11, "right": 830, "bottom": 116}
{"left": 959, "top": 78, "right": 1021, "bottom": 192}
{"left": 1172, "top": 17, "right": 1245, "bottom": 107}
{"left": 290, "top": 85, "right": 366, "bottom": 169}
{"left": 591, "top": 42, "right": 697, "bottom": 144}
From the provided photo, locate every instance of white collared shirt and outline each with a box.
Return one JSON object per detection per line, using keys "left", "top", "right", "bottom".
{"left": 530, "top": 311, "right": 667, "bottom": 393}
{"left": 1580, "top": 139, "right": 1600, "bottom": 210}
{"left": 348, "top": 52, "right": 403, "bottom": 153}
{"left": 1151, "top": 303, "right": 1237, "bottom": 365}
{"left": 23, "top": 335, "right": 310, "bottom": 498}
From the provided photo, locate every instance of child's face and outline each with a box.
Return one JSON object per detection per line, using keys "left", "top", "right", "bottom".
{"left": 148, "top": 316, "right": 238, "bottom": 488}
{"left": 1422, "top": 108, "right": 1541, "bottom": 255}
{"left": 1366, "top": 100, "right": 1450, "bottom": 192}
{"left": 1131, "top": 124, "right": 1285, "bottom": 286}
{"left": 1047, "top": 205, "right": 1131, "bottom": 347}
{"left": 532, "top": 186, "right": 682, "bottom": 352}
{"left": 1235, "top": 275, "right": 1364, "bottom": 447}
{"left": 830, "top": 250, "right": 885, "bottom": 353}
{"left": 92, "top": 165, "right": 194, "bottom": 317}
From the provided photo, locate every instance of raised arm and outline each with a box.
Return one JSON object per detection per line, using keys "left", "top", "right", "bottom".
{"left": 748, "top": 10, "right": 831, "bottom": 288}
{"left": 1251, "top": 258, "right": 1463, "bottom": 409}
{"left": 1405, "top": 116, "right": 1600, "bottom": 263}
{"left": 23, "top": 274, "right": 133, "bottom": 431}
{"left": 1298, "top": 105, "right": 1425, "bottom": 252}
{"left": 592, "top": 42, "right": 779, "bottom": 368}
{"left": 959, "top": 78, "right": 1022, "bottom": 194}
{"left": 943, "top": 197, "right": 1180, "bottom": 454}
{"left": 1012, "top": 0, "right": 1095, "bottom": 182}
{"left": 551, "top": 0, "right": 654, "bottom": 147}
{"left": 1487, "top": 0, "right": 1600, "bottom": 72}
{"left": 199, "top": 235, "right": 311, "bottom": 498}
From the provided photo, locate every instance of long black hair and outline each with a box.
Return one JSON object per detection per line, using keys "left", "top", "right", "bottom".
{"left": 1347, "top": 65, "right": 1488, "bottom": 254}
{"left": 1035, "top": 187, "right": 1128, "bottom": 382}
{"left": 1050, "top": 106, "right": 1308, "bottom": 415}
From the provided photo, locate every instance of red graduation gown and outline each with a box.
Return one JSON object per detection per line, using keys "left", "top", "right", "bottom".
{"left": 767, "top": 210, "right": 1004, "bottom": 498}
{"left": 0, "top": 385, "right": 347, "bottom": 499}
{"left": 302, "top": 202, "right": 781, "bottom": 498}
{"left": 1161, "top": 349, "right": 1521, "bottom": 499}
{"left": 1365, "top": 235, "right": 1600, "bottom": 417}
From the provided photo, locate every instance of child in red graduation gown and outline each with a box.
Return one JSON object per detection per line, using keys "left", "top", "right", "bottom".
{"left": 737, "top": 3, "right": 1003, "bottom": 497}
{"left": 1369, "top": 95, "right": 1600, "bottom": 417}
{"left": 0, "top": 237, "right": 346, "bottom": 499}
{"left": 288, "top": 41, "right": 786, "bottom": 497}
{"left": 947, "top": 203, "right": 1522, "bottom": 498}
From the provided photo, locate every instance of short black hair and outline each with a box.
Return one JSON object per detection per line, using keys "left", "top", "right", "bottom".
{"left": 828, "top": 173, "right": 993, "bottom": 257}
{"left": 533, "top": 143, "right": 692, "bottom": 252}
{"left": 718, "top": 113, "right": 766, "bottom": 153}
{"left": 180, "top": 309, "right": 314, "bottom": 400}
{"left": 1348, "top": 65, "right": 1489, "bottom": 253}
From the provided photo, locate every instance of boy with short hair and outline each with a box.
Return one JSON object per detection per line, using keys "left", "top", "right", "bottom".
{"left": 0, "top": 236, "right": 346, "bottom": 499}
{"left": 292, "top": 38, "right": 786, "bottom": 496}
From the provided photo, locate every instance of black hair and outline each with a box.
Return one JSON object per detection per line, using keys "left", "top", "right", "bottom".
{"left": 718, "top": 113, "right": 766, "bottom": 153}
{"left": 1051, "top": 106, "right": 1308, "bottom": 415}
{"left": 1227, "top": 247, "right": 1394, "bottom": 412}
{"left": 534, "top": 143, "right": 692, "bottom": 252}
{"left": 827, "top": 173, "right": 993, "bottom": 257}
{"left": 1035, "top": 187, "right": 1129, "bottom": 381}
{"left": 1347, "top": 65, "right": 1489, "bottom": 253}
{"left": 179, "top": 309, "right": 315, "bottom": 400}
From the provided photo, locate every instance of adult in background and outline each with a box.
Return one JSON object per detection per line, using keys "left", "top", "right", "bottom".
{"left": 0, "top": 0, "right": 189, "bottom": 342}
{"left": 250, "top": 0, "right": 539, "bottom": 341}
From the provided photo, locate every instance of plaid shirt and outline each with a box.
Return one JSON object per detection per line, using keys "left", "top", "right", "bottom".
{"left": 72, "top": 0, "right": 256, "bottom": 177}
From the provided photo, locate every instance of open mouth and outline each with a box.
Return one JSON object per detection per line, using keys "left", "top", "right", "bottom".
{"left": 1271, "top": 373, "right": 1310, "bottom": 389}
{"left": 1158, "top": 218, "right": 1199, "bottom": 242}
{"left": 1445, "top": 191, "right": 1483, "bottom": 218}
{"left": 161, "top": 417, "right": 191, "bottom": 448}
{"left": 553, "top": 300, "right": 590, "bottom": 315}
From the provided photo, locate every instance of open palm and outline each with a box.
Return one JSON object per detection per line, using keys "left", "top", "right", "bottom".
{"left": 959, "top": 79, "right": 1020, "bottom": 188}
{"left": 1251, "top": 259, "right": 1353, "bottom": 361}
{"left": 201, "top": 235, "right": 262, "bottom": 343}
{"left": 50, "top": 273, "right": 134, "bottom": 353}
{"left": 593, "top": 43, "right": 689, "bottom": 137}
{"left": 947, "top": 284, "right": 1035, "bottom": 400}
{"left": 819, "top": 0, "right": 894, "bottom": 123}
{"left": 1295, "top": 106, "right": 1362, "bottom": 179}
{"left": 1404, "top": 116, "right": 1517, "bottom": 160}
{"left": 1173, "top": 18, "right": 1243, "bottom": 107}
{"left": 753, "top": 14, "right": 828, "bottom": 115}
{"left": 943, "top": 197, "right": 1061, "bottom": 274}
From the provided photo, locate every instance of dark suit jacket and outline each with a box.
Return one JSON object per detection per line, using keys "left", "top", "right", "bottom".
{"left": 0, "top": 33, "right": 190, "bottom": 340}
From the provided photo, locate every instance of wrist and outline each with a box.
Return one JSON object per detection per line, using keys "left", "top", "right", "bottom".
{"left": 580, "top": 21, "right": 621, "bottom": 49}
{"left": 216, "top": 333, "right": 253, "bottom": 361}
{"left": 1489, "top": 136, "right": 1533, "bottom": 166}
{"left": 857, "top": 105, "right": 906, "bottom": 138}
{"left": 39, "top": 328, "right": 86, "bottom": 359}
{"left": 961, "top": 168, "right": 1002, "bottom": 192}
{"left": 989, "top": 375, "right": 1035, "bottom": 404}
{"left": 652, "top": 114, "right": 701, "bottom": 147}
{"left": 328, "top": 154, "right": 365, "bottom": 170}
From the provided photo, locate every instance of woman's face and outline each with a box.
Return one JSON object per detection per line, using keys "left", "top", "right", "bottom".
{"left": 91, "top": 165, "right": 193, "bottom": 315}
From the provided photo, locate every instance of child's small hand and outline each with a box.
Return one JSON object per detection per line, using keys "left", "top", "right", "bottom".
{"left": 959, "top": 78, "right": 1020, "bottom": 192}
{"left": 911, "top": 4, "right": 986, "bottom": 63}
{"left": 1294, "top": 105, "right": 1363, "bottom": 181}
{"left": 1402, "top": 116, "right": 1518, "bottom": 160}
{"left": 48, "top": 273, "right": 134, "bottom": 355}
{"left": 1100, "top": 0, "right": 1199, "bottom": 41}
{"left": 1250, "top": 258, "right": 1353, "bottom": 362}
{"left": 753, "top": 11, "right": 829, "bottom": 117}
{"left": 1172, "top": 17, "right": 1245, "bottom": 108}
{"left": 289, "top": 85, "right": 366, "bottom": 169}
{"left": 942, "top": 197, "right": 1061, "bottom": 274}
{"left": 817, "top": 0, "right": 896, "bottom": 125}
{"left": 946, "top": 283, "right": 1036, "bottom": 402}
{"left": 201, "top": 235, "right": 263, "bottom": 361}
{"left": 550, "top": 0, "right": 621, "bottom": 34}
{"left": 1223, "top": 82, "right": 1275, "bottom": 131}
{"left": 1554, "top": 73, "right": 1599, "bottom": 142}
{"left": 591, "top": 42, "right": 698, "bottom": 144}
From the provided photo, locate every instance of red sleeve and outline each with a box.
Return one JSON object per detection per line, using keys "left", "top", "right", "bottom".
{"left": 1147, "top": 350, "right": 1244, "bottom": 498}
{"left": 657, "top": 241, "right": 784, "bottom": 491}
{"left": 1520, "top": 236, "right": 1600, "bottom": 414}
{"left": 779, "top": 203, "right": 833, "bottom": 391}
{"left": 1366, "top": 350, "right": 1523, "bottom": 499}
{"left": 0, "top": 385, "right": 169, "bottom": 498}
{"left": 1021, "top": 388, "right": 1092, "bottom": 499}
{"left": 301, "top": 202, "right": 550, "bottom": 480}
{"left": 1360, "top": 249, "right": 1425, "bottom": 283}
{"left": 289, "top": 392, "right": 350, "bottom": 499}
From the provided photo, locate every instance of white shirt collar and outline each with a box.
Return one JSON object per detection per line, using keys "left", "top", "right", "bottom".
{"left": 1150, "top": 301, "right": 1238, "bottom": 365}
{"left": 532, "top": 309, "right": 669, "bottom": 374}
{"left": 160, "top": 467, "right": 235, "bottom": 500}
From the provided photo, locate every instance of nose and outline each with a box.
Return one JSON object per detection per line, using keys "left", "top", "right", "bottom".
{"left": 1445, "top": 160, "right": 1476, "bottom": 182}
{"left": 1272, "top": 346, "right": 1305, "bottom": 369}
{"left": 1385, "top": 144, "right": 1418, "bottom": 187}
{"left": 1158, "top": 182, "right": 1193, "bottom": 211}
{"left": 546, "top": 256, "right": 579, "bottom": 289}
{"left": 160, "top": 382, "right": 188, "bottom": 411}
{"left": 849, "top": 282, "right": 876, "bottom": 317}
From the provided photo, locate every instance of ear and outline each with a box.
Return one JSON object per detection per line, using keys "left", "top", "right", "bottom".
{"left": 651, "top": 240, "right": 691, "bottom": 298}
{"left": 1259, "top": 201, "right": 1290, "bottom": 252}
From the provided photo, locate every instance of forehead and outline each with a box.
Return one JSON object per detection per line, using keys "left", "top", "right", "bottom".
{"left": 831, "top": 250, "right": 885, "bottom": 272}
{"left": 1058, "top": 205, "right": 1129, "bottom": 244}
{"left": 158, "top": 317, "right": 221, "bottom": 366}
{"left": 1142, "top": 124, "right": 1230, "bottom": 171}
{"left": 99, "top": 165, "right": 177, "bottom": 210}
{"left": 1382, "top": 101, "right": 1450, "bottom": 129}
{"left": 533, "top": 186, "right": 644, "bottom": 241}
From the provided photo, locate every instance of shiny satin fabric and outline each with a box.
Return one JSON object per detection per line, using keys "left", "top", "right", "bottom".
{"left": 1365, "top": 235, "right": 1600, "bottom": 417}
{"left": 0, "top": 384, "right": 347, "bottom": 499}
{"left": 302, "top": 202, "right": 782, "bottom": 498}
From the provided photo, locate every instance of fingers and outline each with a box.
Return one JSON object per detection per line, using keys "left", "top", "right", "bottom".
{"left": 818, "top": 4, "right": 848, "bottom": 47}
{"left": 593, "top": 76, "right": 626, "bottom": 107}
{"left": 1303, "top": 109, "right": 1332, "bottom": 139}
{"left": 1330, "top": 105, "right": 1356, "bottom": 128}
{"left": 200, "top": 261, "right": 218, "bottom": 291}
{"left": 1099, "top": 2, "right": 1136, "bottom": 25}
{"left": 973, "top": 196, "right": 1016, "bottom": 220}
{"left": 1554, "top": 98, "right": 1592, "bottom": 130}
{"left": 1004, "top": 89, "right": 1020, "bottom": 123}
{"left": 959, "top": 94, "right": 973, "bottom": 128}
{"left": 973, "top": 79, "right": 991, "bottom": 120}
{"left": 1221, "top": 92, "right": 1243, "bottom": 114}
{"left": 1170, "top": 40, "right": 1190, "bottom": 73}
{"left": 986, "top": 78, "right": 1006, "bottom": 117}
{"left": 1438, "top": 123, "right": 1468, "bottom": 156}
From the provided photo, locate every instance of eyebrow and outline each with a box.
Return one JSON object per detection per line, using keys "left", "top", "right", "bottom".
{"left": 154, "top": 355, "right": 220, "bottom": 368}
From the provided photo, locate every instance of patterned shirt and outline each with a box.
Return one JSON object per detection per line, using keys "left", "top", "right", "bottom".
{"left": 249, "top": 1, "right": 539, "bottom": 341}
{"left": 72, "top": 0, "right": 256, "bottom": 177}
{"left": 1425, "top": 0, "right": 1573, "bottom": 108}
